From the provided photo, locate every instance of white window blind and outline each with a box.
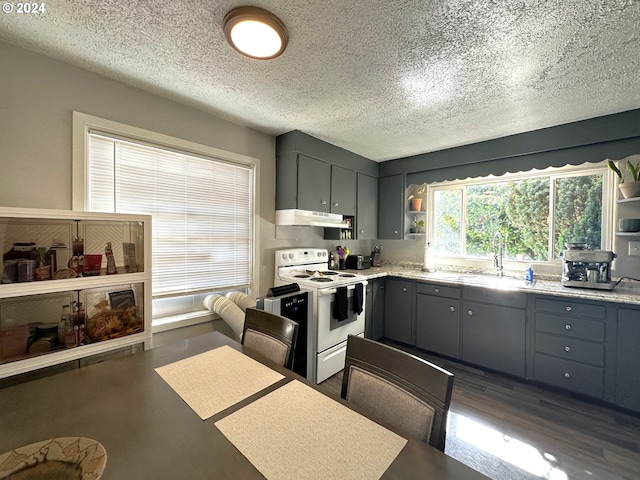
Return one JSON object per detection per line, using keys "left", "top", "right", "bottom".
{"left": 87, "top": 132, "right": 254, "bottom": 299}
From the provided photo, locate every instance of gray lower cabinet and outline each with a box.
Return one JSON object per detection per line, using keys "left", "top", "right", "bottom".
{"left": 383, "top": 278, "right": 414, "bottom": 344}
{"left": 532, "top": 296, "right": 607, "bottom": 399}
{"left": 616, "top": 307, "right": 640, "bottom": 411}
{"left": 461, "top": 287, "right": 527, "bottom": 377}
{"left": 378, "top": 175, "right": 404, "bottom": 239}
{"left": 416, "top": 283, "right": 461, "bottom": 359}
{"left": 365, "top": 278, "right": 385, "bottom": 340}
{"left": 356, "top": 173, "right": 377, "bottom": 239}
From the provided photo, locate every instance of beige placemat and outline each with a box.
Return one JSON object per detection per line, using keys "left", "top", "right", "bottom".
{"left": 215, "top": 380, "right": 408, "bottom": 480}
{"left": 155, "top": 345, "right": 284, "bottom": 420}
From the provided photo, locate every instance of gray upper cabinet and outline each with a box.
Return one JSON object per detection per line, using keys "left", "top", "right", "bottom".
{"left": 356, "top": 173, "right": 377, "bottom": 239}
{"left": 298, "top": 154, "right": 331, "bottom": 213}
{"left": 275, "top": 131, "right": 380, "bottom": 224}
{"left": 378, "top": 174, "right": 404, "bottom": 239}
{"left": 330, "top": 165, "right": 356, "bottom": 215}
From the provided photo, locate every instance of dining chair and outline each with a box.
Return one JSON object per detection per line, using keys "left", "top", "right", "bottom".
{"left": 241, "top": 307, "right": 299, "bottom": 370}
{"left": 341, "top": 335, "right": 454, "bottom": 452}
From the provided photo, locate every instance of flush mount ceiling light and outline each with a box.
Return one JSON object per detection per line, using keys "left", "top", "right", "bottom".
{"left": 223, "top": 6, "right": 288, "bottom": 60}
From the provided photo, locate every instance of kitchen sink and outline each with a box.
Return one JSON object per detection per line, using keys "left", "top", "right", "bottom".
{"left": 458, "top": 273, "right": 527, "bottom": 290}
{"left": 424, "top": 271, "right": 531, "bottom": 290}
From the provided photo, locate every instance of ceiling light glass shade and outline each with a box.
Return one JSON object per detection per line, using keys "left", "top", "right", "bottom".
{"left": 223, "top": 7, "right": 288, "bottom": 60}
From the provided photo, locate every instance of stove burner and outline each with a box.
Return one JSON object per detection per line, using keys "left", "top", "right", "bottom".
{"left": 322, "top": 271, "right": 339, "bottom": 276}
{"left": 294, "top": 274, "right": 311, "bottom": 278}
{"left": 310, "top": 277, "right": 333, "bottom": 283}
{"left": 340, "top": 274, "right": 356, "bottom": 278}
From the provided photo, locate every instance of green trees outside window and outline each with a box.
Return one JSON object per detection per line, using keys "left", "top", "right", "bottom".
{"left": 433, "top": 173, "right": 603, "bottom": 262}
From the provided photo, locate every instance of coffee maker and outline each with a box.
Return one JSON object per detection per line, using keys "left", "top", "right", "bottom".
{"left": 561, "top": 244, "right": 616, "bottom": 290}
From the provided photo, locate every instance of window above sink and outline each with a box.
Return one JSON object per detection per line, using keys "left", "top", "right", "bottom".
{"left": 426, "top": 161, "right": 615, "bottom": 265}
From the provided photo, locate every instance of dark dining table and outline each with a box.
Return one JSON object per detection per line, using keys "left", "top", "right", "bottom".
{"left": 0, "top": 331, "right": 488, "bottom": 479}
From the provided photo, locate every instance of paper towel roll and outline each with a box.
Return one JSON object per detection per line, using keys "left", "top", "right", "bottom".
{"left": 423, "top": 243, "right": 435, "bottom": 272}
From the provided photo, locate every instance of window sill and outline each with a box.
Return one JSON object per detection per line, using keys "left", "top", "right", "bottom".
{"left": 152, "top": 311, "right": 217, "bottom": 334}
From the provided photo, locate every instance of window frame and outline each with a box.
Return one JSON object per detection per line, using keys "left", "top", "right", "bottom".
{"left": 426, "top": 162, "right": 615, "bottom": 267}
{"left": 72, "top": 112, "right": 261, "bottom": 329}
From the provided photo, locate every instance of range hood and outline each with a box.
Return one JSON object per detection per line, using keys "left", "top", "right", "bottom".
{"left": 275, "top": 209, "right": 347, "bottom": 228}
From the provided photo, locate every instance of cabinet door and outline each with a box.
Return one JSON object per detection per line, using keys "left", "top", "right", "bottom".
{"left": 298, "top": 154, "right": 331, "bottom": 212}
{"left": 365, "top": 278, "right": 385, "bottom": 340}
{"left": 378, "top": 175, "right": 404, "bottom": 239}
{"left": 356, "top": 173, "right": 377, "bottom": 240}
{"left": 416, "top": 294, "right": 461, "bottom": 358}
{"left": 462, "top": 300, "right": 526, "bottom": 377}
{"left": 330, "top": 166, "right": 356, "bottom": 215}
{"left": 616, "top": 308, "right": 640, "bottom": 411}
{"left": 384, "top": 278, "right": 413, "bottom": 344}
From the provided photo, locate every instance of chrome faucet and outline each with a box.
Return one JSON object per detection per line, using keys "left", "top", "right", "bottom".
{"left": 492, "top": 232, "right": 504, "bottom": 277}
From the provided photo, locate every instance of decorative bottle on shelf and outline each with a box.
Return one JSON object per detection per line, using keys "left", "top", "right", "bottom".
{"left": 58, "top": 304, "right": 72, "bottom": 346}
{"left": 105, "top": 242, "right": 118, "bottom": 275}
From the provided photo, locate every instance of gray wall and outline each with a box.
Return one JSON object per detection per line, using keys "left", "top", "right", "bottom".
{"left": 377, "top": 109, "right": 640, "bottom": 278}
{"left": 0, "top": 41, "right": 369, "bottom": 344}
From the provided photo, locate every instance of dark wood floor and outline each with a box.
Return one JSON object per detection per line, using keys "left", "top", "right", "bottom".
{"left": 319, "top": 341, "right": 640, "bottom": 480}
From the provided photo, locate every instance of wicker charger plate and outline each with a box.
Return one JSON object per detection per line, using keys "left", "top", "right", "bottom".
{"left": 0, "top": 437, "right": 106, "bottom": 480}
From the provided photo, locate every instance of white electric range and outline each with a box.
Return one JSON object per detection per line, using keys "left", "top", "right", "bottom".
{"left": 273, "top": 248, "right": 367, "bottom": 383}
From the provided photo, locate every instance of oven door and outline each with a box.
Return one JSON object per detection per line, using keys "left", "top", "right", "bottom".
{"left": 316, "top": 282, "right": 366, "bottom": 353}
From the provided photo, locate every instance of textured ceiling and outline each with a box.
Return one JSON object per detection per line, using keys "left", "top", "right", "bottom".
{"left": 2, "top": 0, "right": 639, "bottom": 162}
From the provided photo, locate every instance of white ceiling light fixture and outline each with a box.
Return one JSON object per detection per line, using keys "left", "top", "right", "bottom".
{"left": 223, "top": 6, "right": 289, "bottom": 60}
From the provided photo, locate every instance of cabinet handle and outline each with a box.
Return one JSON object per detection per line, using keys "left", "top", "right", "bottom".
{"left": 449, "top": 306, "right": 455, "bottom": 312}
{"left": 564, "top": 346, "right": 571, "bottom": 352}
{"left": 402, "top": 288, "right": 407, "bottom": 293}
{"left": 359, "top": 230, "right": 364, "bottom": 234}
{"left": 333, "top": 202, "right": 339, "bottom": 207}
{"left": 467, "top": 309, "right": 473, "bottom": 316}
{"left": 565, "top": 324, "right": 571, "bottom": 330}
{"left": 565, "top": 305, "right": 572, "bottom": 312}
{"left": 434, "top": 288, "right": 439, "bottom": 293}
{"left": 394, "top": 230, "right": 398, "bottom": 234}
{"left": 564, "top": 372, "right": 571, "bottom": 379}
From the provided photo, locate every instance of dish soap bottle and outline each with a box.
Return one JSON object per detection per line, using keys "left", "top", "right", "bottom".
{"left": 525, "top": 264, "right": 534, "bottom": 286}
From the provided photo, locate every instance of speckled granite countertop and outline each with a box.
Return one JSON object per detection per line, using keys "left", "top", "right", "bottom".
{"left": 346, "top": 264, "right": 640, "bottom": 306}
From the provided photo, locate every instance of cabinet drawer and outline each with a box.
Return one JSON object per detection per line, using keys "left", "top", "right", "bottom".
{"left": 535, "top": 298, "right": 605, "bottom": 319}
{"left": 535, "top": 313, "right": 604, "bottom": 342}
{"left": 416, "top": 283, "right": 460, "bottom": 299}
{"left": 535, "top": 333, "right": 604, "bottom": 366}
{"left": 534, "top": 354, "right": 603, "bottom": 399}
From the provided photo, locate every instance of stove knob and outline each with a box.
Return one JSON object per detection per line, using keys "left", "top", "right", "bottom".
{"left": 288, "top": 253, "right": 294, "bottom": 259}
{"left": 282, "top": 254, "right": 288, "bottom": 261}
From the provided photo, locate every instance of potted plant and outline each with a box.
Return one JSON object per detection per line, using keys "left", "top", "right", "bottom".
{"left": 608, "top": 156, "right": 640, "bottom": 199}
{"left": 409, "top": 219, "right": 425, "bottom": 234}
{"left": 407, "top": 186, "right": 426, "bottom": 211}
